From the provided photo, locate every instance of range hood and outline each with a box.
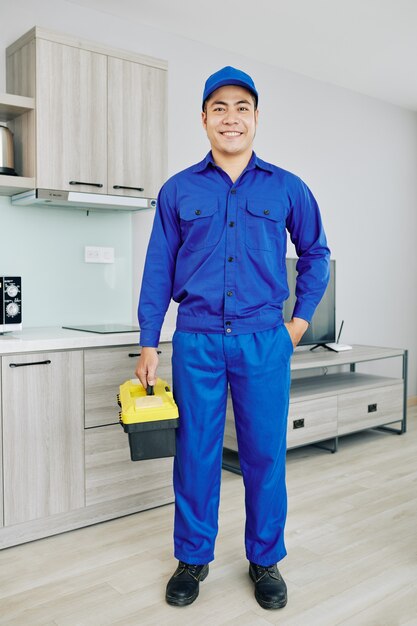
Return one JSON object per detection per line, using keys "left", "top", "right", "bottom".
{"left": 11, "top": 189, "right": 157, "bottom": 212}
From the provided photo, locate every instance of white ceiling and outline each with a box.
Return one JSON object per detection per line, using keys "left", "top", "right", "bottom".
{"left": 68, "top": 0, "right": 417, "bottom": 111}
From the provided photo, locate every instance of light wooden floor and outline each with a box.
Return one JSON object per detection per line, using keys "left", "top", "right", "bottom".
{"left": 1, "top": 409, "right": 416, "bottom": 626}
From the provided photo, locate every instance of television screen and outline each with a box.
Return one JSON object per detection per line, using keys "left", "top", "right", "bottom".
{"left": 283, "top": 258, "right": 336, "bottom": 346}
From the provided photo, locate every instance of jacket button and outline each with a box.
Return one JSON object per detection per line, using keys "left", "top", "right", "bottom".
{"left": 228, "top": 257, "right": 234, "bottom": 262}
{"left": 227, "top": 291, "right": 233, "bottom": 296}
{"left": 264, "top": 209, "right": 270, "bottom": 215}
{"left": 229, "top": 221, "right": 235, "bottom": 227}
{"left": 195, "top": 209, "right": 201, "bottom": 215}
{"left": 226, "top": 328, "right": 232, "bottom": 333}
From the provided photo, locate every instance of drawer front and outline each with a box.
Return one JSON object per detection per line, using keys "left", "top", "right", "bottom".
{"left": 338, "top": 383, "right": 403, "bottom": 435}
{"left": 85, "top": 424, "right": 174, "bottom": 506}
{"left": 287, "top": 396, "right": 337, "bottom": 448}
{"left": 84, "top": 343, "right": 173, "bottom": 427}
{"left": 224, "top": 394, "right": 338, "bottom": 451}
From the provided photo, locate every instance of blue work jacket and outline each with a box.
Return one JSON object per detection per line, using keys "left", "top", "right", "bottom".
{"left": 138, "top": 151, "right": 330, "bottom": 347}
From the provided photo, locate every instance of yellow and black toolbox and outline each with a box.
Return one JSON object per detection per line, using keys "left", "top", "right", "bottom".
{"left": 118, "top": 378, "right": 179, "bottom": 461}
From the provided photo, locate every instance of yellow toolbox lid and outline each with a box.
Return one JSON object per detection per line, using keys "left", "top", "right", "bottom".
{"left": 119, "top": 378, "right": 179, "bottom": 425}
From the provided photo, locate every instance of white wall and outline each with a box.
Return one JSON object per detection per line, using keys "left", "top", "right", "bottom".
{"left": 1, "top": 0, "right": 416, "bottom": 393}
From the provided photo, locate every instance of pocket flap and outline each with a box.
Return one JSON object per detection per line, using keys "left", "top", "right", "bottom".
{"left": 246, "top": 200, "right": 285, "bottom": 222}
{"left": 179, "top": 202, "right": 218, "bottom": 222}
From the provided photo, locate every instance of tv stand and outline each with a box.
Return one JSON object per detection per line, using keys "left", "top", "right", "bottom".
{"left": 223, "top": 344, "right": 407, "bottom": 473}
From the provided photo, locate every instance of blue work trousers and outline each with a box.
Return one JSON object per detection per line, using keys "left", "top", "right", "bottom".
{"left": 171, "top": 323, "right": 293, "bottom": 566}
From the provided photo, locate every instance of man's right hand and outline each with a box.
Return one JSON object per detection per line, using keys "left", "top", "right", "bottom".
{"left": 135, "top": 347, "right": 159, "bottom": 389}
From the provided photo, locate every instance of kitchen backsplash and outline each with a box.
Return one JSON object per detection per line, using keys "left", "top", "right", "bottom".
{"left": 0, "top": 196, "right": 133, "bottom": 327}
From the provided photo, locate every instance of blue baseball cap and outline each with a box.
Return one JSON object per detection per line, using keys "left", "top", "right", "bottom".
{"left": 202, "top": 66, "right": 258, "bottom": 110}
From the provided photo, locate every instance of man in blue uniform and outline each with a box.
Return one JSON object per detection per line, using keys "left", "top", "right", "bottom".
{"left": 136, "top": 66, "right": 330, "bottom": 610}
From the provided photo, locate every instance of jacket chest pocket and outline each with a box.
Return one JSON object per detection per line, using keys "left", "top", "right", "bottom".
{"left": 245, "top": 200, "right": 286, "bottom": 251}
{"left": 179, "top": 202, "right": 221, "bottom": 251}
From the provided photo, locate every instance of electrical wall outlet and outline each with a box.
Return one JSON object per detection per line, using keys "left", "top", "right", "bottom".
{"left": 85, "top": 246, "right": 100, "bottom": 262}
{"left": 85, "top": 246, "right": 115, "bottom": 264}
{"left": 101, "top": 247, "right": 115, "bottom": 263}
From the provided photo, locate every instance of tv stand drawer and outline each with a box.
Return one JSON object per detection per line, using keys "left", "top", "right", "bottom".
{"left": 287, "top": 396, "right": 337, "bottom": 448}
{"left": 337, "top": 383, "right": 403, "bottom": 435}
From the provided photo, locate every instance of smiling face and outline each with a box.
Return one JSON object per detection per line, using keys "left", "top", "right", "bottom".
{"left": 202, "top": 85, "right": 259, "bottom": 161}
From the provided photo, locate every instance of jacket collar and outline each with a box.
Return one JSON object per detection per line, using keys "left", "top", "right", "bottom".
{"left": 192, "top": 151, "right": 273, "bottom": 174}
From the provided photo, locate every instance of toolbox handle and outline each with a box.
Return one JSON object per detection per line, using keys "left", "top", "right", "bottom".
{"left": 146, "top": 385, "right": 155, "bottom": 396}
{"left": 128, "top": 350, "right": 161, "bottom": 357}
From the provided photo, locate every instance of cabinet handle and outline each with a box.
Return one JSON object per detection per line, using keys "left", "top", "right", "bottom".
{"left": 69, "top": 180, "right": 104, "bottom": 188}
{"left": 113, "top": 185, "right": 144, "bottom": 192}
{"left": 9, "top": 359, "right": 51, "bottom": 368}
{"left": 128, "top": 350, "right": 161, "bottom": 357}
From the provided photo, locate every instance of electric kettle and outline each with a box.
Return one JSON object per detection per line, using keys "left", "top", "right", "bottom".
{"left": 0, "top": 125, "right": 16, "bottom": 175}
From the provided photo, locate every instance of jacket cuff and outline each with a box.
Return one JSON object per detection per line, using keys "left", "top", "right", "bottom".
{"left": 292, "top": 300, "right": 316, "bottom": 325}
{"left": 139, "top": 329, "right": 160, "bottom": 348}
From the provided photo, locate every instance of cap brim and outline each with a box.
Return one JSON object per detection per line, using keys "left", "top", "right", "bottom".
{"left": 203, "top": 79, "right": 258, "bottom": 109}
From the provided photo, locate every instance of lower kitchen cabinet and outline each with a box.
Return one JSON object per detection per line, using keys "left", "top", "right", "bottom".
{"left": 0, "top": 340, "right": 175, "bottom": 548}
{"left": 1, "top": 351, "right": 85, "bottom": 526}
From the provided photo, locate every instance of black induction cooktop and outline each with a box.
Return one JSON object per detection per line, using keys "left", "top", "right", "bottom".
{"left": 62, "top": 324, "right": 139, "bottom": 334}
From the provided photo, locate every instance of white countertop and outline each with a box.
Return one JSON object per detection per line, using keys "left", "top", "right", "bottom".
{"left": 0, "top": 326, "right": 175, "bottom": 355}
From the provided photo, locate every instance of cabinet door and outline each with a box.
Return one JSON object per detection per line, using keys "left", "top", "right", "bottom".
{"left": 36, "top": 39, "right": 107, "bottom": 193}
{"left": 85, "top": 424, "right": 173, "bottom": 506}
{"left": 2, "top": 351, "right": 85, "bottom": 526}
{"left": 85, "top": 343, "right": 172, "bottom": 428}
{"left": 107, "top": 57, "right": 167, "bottom": 199}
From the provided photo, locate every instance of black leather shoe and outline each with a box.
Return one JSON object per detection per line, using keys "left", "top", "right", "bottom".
{"left": 165, "top": 561, "right": 209, "bottom": 606}
{"left": 249, "top": 562, "right": 287, "bottom": 609}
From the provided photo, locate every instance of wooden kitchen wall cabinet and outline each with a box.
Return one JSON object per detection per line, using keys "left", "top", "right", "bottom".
{"left": 108, "top": 57, "right": 167, "bottom": 199}
{"left": 34, "top": 40, "right": 108, "bottom": 194}
{"left": 1, "top": 351, "right": 85, "bottom": 526}
{"left": 6, "top": 27, "right": 167, "bottom": 199}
